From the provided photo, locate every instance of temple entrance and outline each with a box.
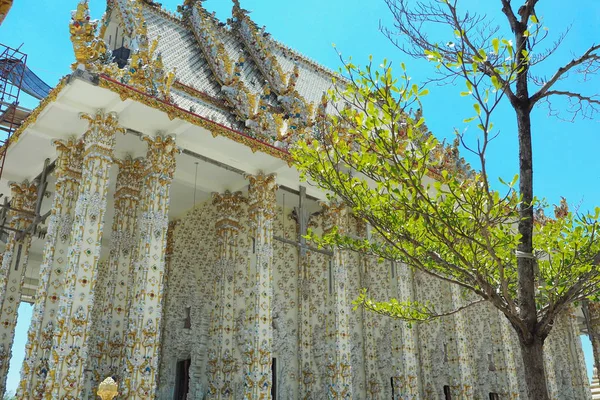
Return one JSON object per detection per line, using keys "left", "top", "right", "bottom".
{"left": 173, "top": 358, "right": 191, "bottom": 400}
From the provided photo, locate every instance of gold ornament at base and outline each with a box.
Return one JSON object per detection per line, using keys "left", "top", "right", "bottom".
{"left": 97, "top": 377, "right": 118, "bottom": 400}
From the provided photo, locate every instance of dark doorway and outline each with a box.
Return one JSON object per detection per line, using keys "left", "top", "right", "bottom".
{"left": 443, "top": 385, "right": 452, "bottom": 400}
{"left": 489, "top": 393, "right": 500, "bottom": 400}
{"left": 174, "top": 358, "right": 191, "bottom": 400}
{"left": 271, "top": 358, "right": 277, "bottom": 399}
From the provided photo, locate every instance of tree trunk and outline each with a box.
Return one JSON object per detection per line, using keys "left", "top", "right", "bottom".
{"left": 519, "top": 335, "right": 550, "bottom": 400}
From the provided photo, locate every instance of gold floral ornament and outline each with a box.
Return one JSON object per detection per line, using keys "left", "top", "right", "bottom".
{"left": 97, "top": 376, "right": 119, "bottom": 400}
{"left": 143, "top": 135, "right": 180, "bottom": 182}
{"left": 116, "top": 3, "right": 176, "bottom": 101}
{"left": 69, "top": 0, "right": 110, "bottom": 70}
{"left": 0, "top": 0, "right": 13, "bottom": 26}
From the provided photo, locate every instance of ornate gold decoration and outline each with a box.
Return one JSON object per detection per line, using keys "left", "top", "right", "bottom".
{"left": 231, "top": 0, "right": 315, "bottom": 140}
{"left": 69, "top": 0, "right": 111, "bottom": 70}
{"left": 212, "top": 191, "right": 246, "bottom": 237}
{"left": 80, "top": 110, "right": 126, "bottom": 159}
{"left": 76, "top": 0, "right": 175, "bottom": 100}
{"left": 186, "top": 1, "right": 233, "bottom": 84}
{"left": 0, "top": 0, "right": 13, "bottom": 26}
{"left": 9, "top": 181, "right": 38, "bottom": 223}
{"left": 246, "top": 172, "right": 278, "bottom": 222}
{"left": 97, "top": 377, "right": 119, "bottom": 400}
{"left": 321, "top": 201, "right": 348, "bottom": 235}
{"left": 98, "top": 75, "right": 290, "bottom": 160}
{"left": 165, "top": 220, "right": 178, "bottom": 258}
{"left": 143, "top": 135, "right": 180, "bottom": 182}
{"left": 172, "top": 81, "right": 227, "bottom": 109}
{"left": 121, "top": 13, "right": 176, "bottom": 102}
{"left": 232, "top": 0, "right": 287, "bottom": 93}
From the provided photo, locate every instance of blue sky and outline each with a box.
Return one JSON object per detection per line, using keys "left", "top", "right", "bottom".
{"left": 1, "top": 0, "right": 599, "bottom": 394}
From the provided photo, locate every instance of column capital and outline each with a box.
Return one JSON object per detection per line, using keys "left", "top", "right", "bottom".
{"left": 321, "top": 201, "right": 348, "bottom": 234}
{"left": 53, "top": 138, "right": 84, "bottom": 184}
{"left": 9, "top": 180, "right": 37, "bottom": 228}
{"left": 80, "top": 110, "right": 125, "bottom": 158}
{"left": 212, "top": 190, "right": 246, "bottom": 237}
{"left": 246, "top": 172, "right": 278, "bottom": 221}
{"left": 142, "top": 135, "right": 180, "bottom": 181}
{"left": 115, "top": 156, "right": 144, "bottom": 201}
{"left": 165, "top": 220, "right": 178, "bottom": 259}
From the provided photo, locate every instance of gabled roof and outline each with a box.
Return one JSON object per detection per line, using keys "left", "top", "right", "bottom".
{"left": 108, "top": 0, "right": 336, "bottom": 143}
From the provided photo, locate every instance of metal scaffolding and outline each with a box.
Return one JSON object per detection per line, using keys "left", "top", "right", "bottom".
{"left": 0, "top": 43, "right": 27, "bottom": 183}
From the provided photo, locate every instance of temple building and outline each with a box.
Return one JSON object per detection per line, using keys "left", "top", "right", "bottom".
{"left": 0, "top": 0, "right": 593, "bottom": 399}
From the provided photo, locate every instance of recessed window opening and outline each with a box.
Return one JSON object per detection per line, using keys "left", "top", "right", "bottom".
{"left": 183, "top": 307, "right": 191, "bottom": 329}
{"left": 271, "top": 358, "right": 277, "bottom": 399}
{"left": 174, "top": 358, "right": 191, "bottom": 400}
{"left": 328, "top": 260, "right": 334, "bottom": 294}
{"left": 444, "top": 385, "right": 452, "bottom": 400}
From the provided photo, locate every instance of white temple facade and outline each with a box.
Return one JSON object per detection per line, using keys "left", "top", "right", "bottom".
{"left": 0, "top": 0, "right": 592, "bottom": 399}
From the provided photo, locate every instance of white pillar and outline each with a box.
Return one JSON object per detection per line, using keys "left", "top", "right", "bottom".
{"left": 392, "top": 263, "right": 422, "bottom": 399}
{"left": 207, "top": 190, "right": 245, "bottom": 400}
{"left": 243, "top": 173, "right": 277, "bottom": 399}
{"left": 322, "top": 202, "right": 353, "bottom": 399}
{"left": 17, "top": 139, "right": 83, "bottom": 399}
{"left": 44, "top": 110, "right": 123, "bottom": 399}
{"left": 121, "top": 135, "right": 178, "bottom": 399}
{"left": 99, "top": 157, "right": 144, "bottom": 378}
{"left": 0, "top": 181, "right": 37, "bottom": 396}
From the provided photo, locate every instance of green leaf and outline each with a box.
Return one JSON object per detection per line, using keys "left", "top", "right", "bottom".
{"left": 491, "top": 76, "right": 501, "bottom": 90}
{"left": 492, "top": 38, "right": 499, "bottom": 54}
{"left": 473, "top": 103, "right": 481, "bottom": 115}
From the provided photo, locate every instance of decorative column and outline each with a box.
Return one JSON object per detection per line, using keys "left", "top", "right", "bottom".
{"left": 449, "top": 284, "right": 476, "bottom": 398}
{"left": 121, "top": 135, "right": 178, "bottom": 399}
{"left": 392, "top": 263, "right": 421, "bottom": 399}
{"left": 298, "top": 248, "right": 315, "bottom": 399}
{"left": 322, "top": 202, "right": 352, "bottom": 399}
{"left": 243, "top": 173, "right": 277, "bottom": 399}
{"left": 99, "top": 157, "right": 144, "bottom": 377}
{"left": 356, "top": 221, "right": 381, "bottom": 399}
{"left": 43, "top": 110, "right": 123, "bottom": 399}
{"left": 588, "top": 302, "right": 600, "bottom": 381}
{"left": 360, "top": 258, "right": 381, "bottom": 399}
{"left": 17, "top": 139, "right": 83, "bottom": 399}
{"left": 207, "top": 191, "right": 245, "bottom": 399}
{"left": 0, "top": 181, "right": 37, "bottom": 395}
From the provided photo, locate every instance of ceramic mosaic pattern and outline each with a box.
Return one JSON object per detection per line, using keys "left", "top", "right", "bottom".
{"left": 244, "top": 174, "right": 277, "bottom": 399}
{"left": 121, "top": 136, "right": 178, "bottom": 400}
{"left": 84, "top": 157, "right": 145, "bottom": 397}
{"left": 101, "top": 158, "right": 143, "bottom": 378}
{"left": 272, "top": 203, "right": 299, "bottom": 399}
{"left": 391, "top": 263, "right": 421, "bottom": 399}
{"left": 156, "top": 197, "right": 590, "bottom": 400}
{"left": 18, "top": 140, "right": 83, "bottom": 398}
{"left": 44, "top": 111, "right": 121, "bottom": 399}
{"left": 207, "top": 190, "right": 248, "bottom": 399}
{"left": 157, "top": 204, "right": 215, "bottom": 400}
{"left": 0, "top": 182, "right": 37, "bottom": 395}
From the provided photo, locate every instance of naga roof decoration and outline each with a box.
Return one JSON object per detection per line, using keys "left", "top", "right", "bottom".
{"left": 70, "top": 0, "right": 113, "bottom": 71}
{"left": 70, "top": 0, "right": 175, "bottom": 101}
{"left": 231, "top": 0, "right": 315, "bottom": 141}
{"left": 182, "top": 0, "right": 284, "bottom": 143}
{"left": 231, "top": 0, "right": 287, "bottom": 94}
{"left": 66, "top": 0, "right": 338, "bottom": 151}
